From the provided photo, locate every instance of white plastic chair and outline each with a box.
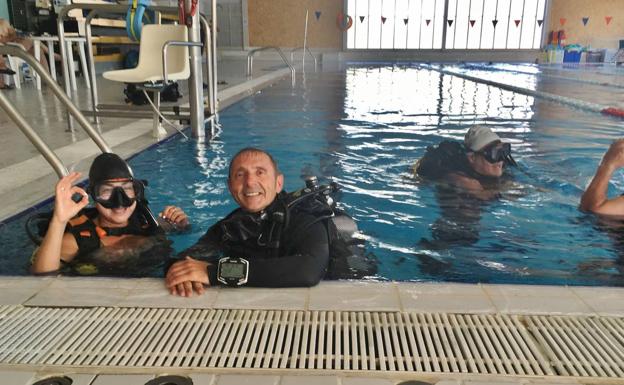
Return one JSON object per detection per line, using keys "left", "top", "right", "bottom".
{"left": 103, "top": 24, "right": 190, "bottom": 138}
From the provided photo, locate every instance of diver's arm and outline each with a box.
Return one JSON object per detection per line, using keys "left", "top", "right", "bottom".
{"left": 31, "top": 173, "right": 88, "bottom": 274}
{"left": 164, "top": 224, "right": 222, "bottom": 296}
{"left": 447, "top": 173, "right": 499, "bottom": 201}
{"left": 581, "top": 139, "right": 624, "bottom": 215}
{"left": 244, "top": 220, "right": 330, "bottom": 287}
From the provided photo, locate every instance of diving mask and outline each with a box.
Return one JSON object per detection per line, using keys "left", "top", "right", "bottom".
{"left": 479, "top": 142, "right": 517, "bottom": 166}
{"left": 91, "top": 179, "right": 145, "bottom": 209}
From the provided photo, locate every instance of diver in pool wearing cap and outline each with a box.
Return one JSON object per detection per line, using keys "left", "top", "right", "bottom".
{"left": 413, "top": 125, "right": 518, "bottom": 263}
{"left": 413, "top": 125, "right": 517, "bottom": 200}
{"left": 30, "top": 153, "right": 190, "bottom": 275}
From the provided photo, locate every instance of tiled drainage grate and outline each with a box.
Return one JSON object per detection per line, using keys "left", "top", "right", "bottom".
{"left": 0, "top": 306, "right": 622, "bottom": 378}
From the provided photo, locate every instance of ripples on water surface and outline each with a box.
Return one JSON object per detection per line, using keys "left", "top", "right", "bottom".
{"left": 2, "top": 64, "right": 624, "bottom": 286}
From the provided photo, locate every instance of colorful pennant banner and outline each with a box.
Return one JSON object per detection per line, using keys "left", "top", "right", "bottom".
{"left": 605, "top": 16, "right": 612, "bottom": 25}
{"left": 582, "top": 17, "right": 589, "bottom": 26}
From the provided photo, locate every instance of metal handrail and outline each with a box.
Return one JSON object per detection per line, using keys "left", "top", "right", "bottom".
{"left": 162, "top": 41, "right": 203, "bottom": 86}
{"left": 290, "top": 46, "right": 317, "bottom": 70}
{"left": 0, "top": 44, "right": 112, "bottom": 157}
{"left": 0, "top": 89, "right": 68, "bottom": 178}
{"left": 247, "top": 46, "right": 295, "bottom": 86}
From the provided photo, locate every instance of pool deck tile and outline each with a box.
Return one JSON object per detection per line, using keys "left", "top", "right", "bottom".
{"left": 34, "top": 373, "right": 97, "bottom": 385}
{"left": 0, "top": 370, "right": 35, "bottom": 385}
{"left": 119, "top": 287, "right": 219, "bottom": 308}
{"left": 280, "top": 375, "right": 339, "bottom": 385}
{"left": 340, "top": 377, "right": 395, "bottom": 385}
{"left": 569, "top": 286, "right": 624, "bottom": 316}
{"left": 482, "top": 284, "right": 594, "bottom": 315}
{"left": 24, "top": 278, "right": 132, "bottom": 307}
{"left": 91, "top": 374, "right": 154, "bottom": 385}
{"left": 215, "top": 374, "right": 279, "bottom": 385}
{"left": 189, "top": 374, "right": 217, "bottom": 385}
{"left": 213, "top": 287, "right": 308, "bottom": 310}
{"left": 398, "top": 283, "right": 496, "bottom": 314}
{"left": 308, "top": 281, "right": 400, "bottom": 311}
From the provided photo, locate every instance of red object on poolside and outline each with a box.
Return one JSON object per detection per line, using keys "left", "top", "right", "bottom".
{"left": 602, "top": 107, "right": 624, "bottom": 118}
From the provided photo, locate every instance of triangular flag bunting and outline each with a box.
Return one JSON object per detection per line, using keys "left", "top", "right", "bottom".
{"left": 403, "top": 18, "right": 409, "bottom": 25}
{"left": 470, "top": 20, "right": 476, "bottom": 27}
{"left": 315, "top": 11, "right": 321, "bottom": 20}
{"left": 605, "top": 16, "right": 612, "bottom": 25}
{"left": 492, "top": 19, "right": 498, "bottom": 27}
{"left": 425, "top": 19, "right": 431, "bottom": 26}
{"left": 582, "top": 17, "right": 589, "bottom": 26}
{"left": 447, "top": 19, "right": 453, "bottom": 27}
{"left": 514, "top": 19, "right": 521, "bottom": 27}
{"left": 537, "top": 20, "right": 543, "bottom": 26}
{"left": 359, "top": 16, "right": 365, "bottom": 23}
{"left": 560, "top": 18, "right": 566, "bottom": 26}
{"left": 381, "top": 16, "right": 387, "bottom": 24}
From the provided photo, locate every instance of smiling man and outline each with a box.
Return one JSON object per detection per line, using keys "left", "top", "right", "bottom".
{"left": 165, "top": 147, "right": 331, "bottom": 296}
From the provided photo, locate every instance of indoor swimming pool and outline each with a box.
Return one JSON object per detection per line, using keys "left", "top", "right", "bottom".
{"left": 2, "top": 63, "right": 624, "bottom": 287}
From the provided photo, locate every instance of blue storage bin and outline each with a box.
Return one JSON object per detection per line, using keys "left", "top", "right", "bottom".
{"left": 563, "top": 50, "right": 581, "bottom": 63}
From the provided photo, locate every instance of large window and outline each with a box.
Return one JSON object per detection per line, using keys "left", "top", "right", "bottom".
{"left": 346, "top": 0, "right": 546, "bottom": 49}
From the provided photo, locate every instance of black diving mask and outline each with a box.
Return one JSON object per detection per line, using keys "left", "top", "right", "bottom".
{"left": 90, "top": 179, "right": 145, "bottom": 209}
{"left": 479, "top": 142, "right": 517, "bottom": 167}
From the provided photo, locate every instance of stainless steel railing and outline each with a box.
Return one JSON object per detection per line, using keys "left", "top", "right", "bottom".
{"left": 247, "top": 46, "right": 295, "bottom": 86}
{"left": 0, "top": 44, "right": 112, "bottom": 167}
{"left": 290, "top": 46, "right": 317, "bottom": 71}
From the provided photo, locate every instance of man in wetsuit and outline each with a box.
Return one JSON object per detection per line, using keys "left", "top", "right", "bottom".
{"left": 165, "top": 148, "right": 331, "bottom": 296}
{"left": 581, "top": 139, "right": 624, "bottom": 215}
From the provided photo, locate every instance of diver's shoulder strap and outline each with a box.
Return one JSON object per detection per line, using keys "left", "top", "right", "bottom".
{"left": 66, "top": 209, "right": 103, "bottom": 256}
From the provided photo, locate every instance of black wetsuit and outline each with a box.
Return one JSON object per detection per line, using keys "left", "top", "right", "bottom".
{"left": 176, "top": 192, "right": 330, "bottom": 287}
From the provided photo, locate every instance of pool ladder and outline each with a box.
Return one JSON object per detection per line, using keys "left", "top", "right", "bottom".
{"left": 0, "top": 43, "right": 111, "bottom": 178}
{"left": 247, "top": 46, "right": 295, "bottom": 87}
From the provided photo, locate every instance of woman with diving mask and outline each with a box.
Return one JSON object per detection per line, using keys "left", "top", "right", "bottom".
{"left": 31, "top": 153, "right": 190, "bottom": 276}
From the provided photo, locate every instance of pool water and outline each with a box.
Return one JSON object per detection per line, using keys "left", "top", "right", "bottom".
{"left": 2, "top": 64, "right": 624, "bottom": 286}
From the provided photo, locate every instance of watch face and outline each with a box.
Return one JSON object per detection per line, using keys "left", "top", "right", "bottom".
{"left": 220, "top": 262, "right": 246, "bottom": 279}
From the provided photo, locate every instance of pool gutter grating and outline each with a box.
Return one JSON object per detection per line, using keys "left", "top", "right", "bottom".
{"left": 0, "top": 306, "right": 621, "bottom": 379}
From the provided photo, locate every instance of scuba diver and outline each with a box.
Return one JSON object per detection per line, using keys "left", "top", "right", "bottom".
{"left": 165, "top": 147, "right": 375, "bottom": 296}
{"left": 412, "top": 125, "right": 518, "bottom": 267}
{"left": 30, "top": 153, "right": 190, "bottom": 276}
{"left": 413, "top": 125, "right": 517, "bottom": 200}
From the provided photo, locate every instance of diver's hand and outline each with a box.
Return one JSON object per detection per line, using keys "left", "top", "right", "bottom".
{"left": 166, "top": 256, "right": 209, "bottom": 296}
{"left": 52, "top": 172, "right": 89, "bottom": 224}
{"left": 601, "top": 139, "right": 624, "bottom": 171}
{"left": 160, "top": 206, "right": 190, "bottom": 228}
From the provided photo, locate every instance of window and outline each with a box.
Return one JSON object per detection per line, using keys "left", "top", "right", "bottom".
{"left": 346, "top": 0, "right": 546, "bottom": 49}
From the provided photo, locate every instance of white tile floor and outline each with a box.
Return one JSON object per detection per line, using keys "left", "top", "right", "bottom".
{"left": 2, "top": 276, "right": 622, "bottom": 316}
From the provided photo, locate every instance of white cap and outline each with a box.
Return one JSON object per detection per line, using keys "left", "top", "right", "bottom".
{"left": 464, "top": 125, "right": 501, "bottom": 152}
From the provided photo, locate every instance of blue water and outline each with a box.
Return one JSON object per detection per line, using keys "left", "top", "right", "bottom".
{"left": 2, "top": 64, "right": 624, "bottom": 286}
